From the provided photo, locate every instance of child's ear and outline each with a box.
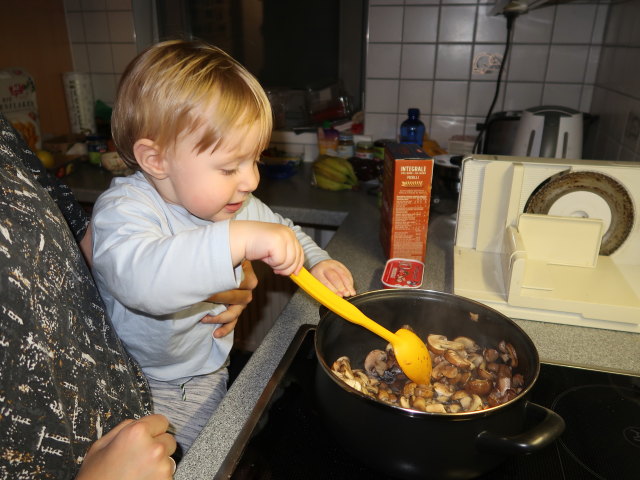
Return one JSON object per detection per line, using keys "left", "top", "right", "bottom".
{"left": 133, "top": 139, "right": 167, "bottom": 178}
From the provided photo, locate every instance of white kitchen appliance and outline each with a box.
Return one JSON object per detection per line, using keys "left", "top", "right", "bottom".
{"left": 453, "top": 154, "right": 640, "bottom": 333}
{"left": 511, "top": 106, "right": 584, "bottom": 159}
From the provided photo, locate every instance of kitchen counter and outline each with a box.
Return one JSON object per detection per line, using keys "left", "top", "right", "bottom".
{"left": 171, "top": 162, "right": 640, "bottom": 479}
{"left": 62, "top": 161, "right": 640, "bottom": 478}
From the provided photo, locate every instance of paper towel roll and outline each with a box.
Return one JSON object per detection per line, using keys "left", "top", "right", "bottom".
{"left": 63, "top": 72, "right": 96, "bottom": 134}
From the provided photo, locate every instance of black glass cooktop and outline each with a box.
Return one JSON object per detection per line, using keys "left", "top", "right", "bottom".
{"left": 216, "top": 325, "right": 640, "bottom": 480}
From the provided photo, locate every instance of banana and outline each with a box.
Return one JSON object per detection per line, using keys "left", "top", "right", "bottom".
{"left": 313, "top": 172, "right": 355, "bottom": 191}
{"left": 313, "top": 163, "right": 351, "bottom": 184}
{"left": 316, "top": 156, "right": 358, "bottom": 185}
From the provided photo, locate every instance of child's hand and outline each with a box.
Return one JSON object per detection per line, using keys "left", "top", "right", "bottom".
{"left": 309, "top": 259, "right": 356, "bottom": 297}
{"left": 230, "top": 221, "right": 304, "bottom": 276}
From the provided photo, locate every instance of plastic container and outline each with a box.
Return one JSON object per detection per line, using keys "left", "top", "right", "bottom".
{"left": 399, "top": 108, "right": 426, "bottom": 146}
{"left": 381, "top": 258, "right": 424, "bottom": 288}
{"left": 336, "top": 132, "right": 355, "bottom": 158}
{"left": 318, "top": 121, "right": 339, "bottom": 156}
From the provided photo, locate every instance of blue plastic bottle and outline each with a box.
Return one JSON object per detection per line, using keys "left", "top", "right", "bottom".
{"left": 400, "top": 108, "right": 426, "bottom": 146}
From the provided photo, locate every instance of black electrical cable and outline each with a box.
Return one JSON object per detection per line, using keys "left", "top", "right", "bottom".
{"left": 472, "top": 12, "right": 518, "bottom": 154}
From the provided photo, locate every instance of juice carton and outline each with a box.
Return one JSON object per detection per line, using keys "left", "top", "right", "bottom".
{"left": 379, "top": 142, "right": 434, "bottom": 263}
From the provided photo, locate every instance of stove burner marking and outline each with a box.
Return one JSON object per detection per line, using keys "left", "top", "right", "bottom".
{"left": 623, "top": 426, "right": 640, "bottom": 448}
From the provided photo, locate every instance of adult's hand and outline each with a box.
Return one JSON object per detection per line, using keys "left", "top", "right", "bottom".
{"left": 76, "top": 414, "right": 177, "bottom": 480}
{"left": 200, "top": 260, "right": 258, "bottom": 338}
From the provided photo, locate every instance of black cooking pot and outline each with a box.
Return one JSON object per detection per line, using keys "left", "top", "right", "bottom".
{"left": 314, "top": 289, "right": 565, "bottom": 479}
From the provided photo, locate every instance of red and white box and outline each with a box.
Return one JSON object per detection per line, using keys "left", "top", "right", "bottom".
{"left": 381, "top": 258, "right": 424, "bottom": 289}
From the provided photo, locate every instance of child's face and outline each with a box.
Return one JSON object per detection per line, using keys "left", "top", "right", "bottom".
{"left": 160, "top": 122, "right": 261, "bottom": 222}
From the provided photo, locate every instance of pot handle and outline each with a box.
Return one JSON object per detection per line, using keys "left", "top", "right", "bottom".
{"left": 476, "top": 401, "right": 565, "bottom": 455}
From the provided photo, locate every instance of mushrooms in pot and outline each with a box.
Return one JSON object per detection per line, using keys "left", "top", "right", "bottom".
{"left": 331, "top": 329, "right": 524, "bottom": 413}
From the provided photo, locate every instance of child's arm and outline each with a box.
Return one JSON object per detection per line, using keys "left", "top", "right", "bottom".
{"left": 309, "top": 259, "right": 356, "bottom": 297}
{"left": 229, "top": 220, "right": 304, "bottom": 276}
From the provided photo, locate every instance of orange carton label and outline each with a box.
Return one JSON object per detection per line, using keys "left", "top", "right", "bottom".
{"left": 379, "top": 143, "right": 433, "bottom": 263}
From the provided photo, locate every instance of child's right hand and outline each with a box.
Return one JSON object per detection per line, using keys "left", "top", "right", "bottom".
{"left": 230, "top": 220, "right": 304, "bottom": 276}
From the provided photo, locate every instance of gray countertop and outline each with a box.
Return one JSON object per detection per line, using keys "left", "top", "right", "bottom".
{"left": 170, "top": 163, "right": 640, "bottom": 479}
{"left": 63, "top": 162, "right": 639, "bottom": 479}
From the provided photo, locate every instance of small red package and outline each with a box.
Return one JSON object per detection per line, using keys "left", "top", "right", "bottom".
{"left": 381, "top": 258, "right": 424, "bottom": 289}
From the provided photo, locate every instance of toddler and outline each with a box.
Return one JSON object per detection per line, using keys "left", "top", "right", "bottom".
{"left": 91, "top": 39, "right": 355, "bottom": 453}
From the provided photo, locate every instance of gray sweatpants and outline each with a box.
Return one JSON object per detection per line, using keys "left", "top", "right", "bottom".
{"left": 147, "top": 367, "right": 229, "bottom": 454}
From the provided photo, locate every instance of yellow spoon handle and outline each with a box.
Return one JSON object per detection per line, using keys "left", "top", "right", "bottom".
{"left": 290, "top": 267, "right": 397, "bottom": 345}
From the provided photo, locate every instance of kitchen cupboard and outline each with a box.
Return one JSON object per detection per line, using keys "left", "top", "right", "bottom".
{"left": 0, "top": 0, "right": 72, "bottom": 136}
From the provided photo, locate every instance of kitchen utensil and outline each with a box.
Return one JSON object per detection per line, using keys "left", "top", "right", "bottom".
{"left": 314, "top": 289, "right": 565, "bottom": 480}
{"left": 511, "top": 105, "right": 583, "bottom": 159}
{"left": 479, "top": 110, "right": 522, "bottom": 155}
{"left": 290, "top": 268, "right": 432, "bottom": 384}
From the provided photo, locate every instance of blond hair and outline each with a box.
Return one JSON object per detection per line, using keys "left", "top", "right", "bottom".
{"left": 112, "top": 40, "right": 273, "bottom": 169}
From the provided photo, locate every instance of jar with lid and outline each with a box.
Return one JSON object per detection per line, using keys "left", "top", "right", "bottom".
{"left": 87, "top": 135, "right": 108, "bottom": 165}
{"left": 336, "top": 132, "right": 355, "bottom": 158}
{"left": 355, "top": 141, "right": 374, "bottom": 160}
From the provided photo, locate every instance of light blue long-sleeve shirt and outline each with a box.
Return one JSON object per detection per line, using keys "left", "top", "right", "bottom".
{"left": 92, "top": 172, "right": 330, "bottom": 383}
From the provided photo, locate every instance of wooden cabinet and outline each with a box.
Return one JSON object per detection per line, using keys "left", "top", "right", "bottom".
{"left": 0, "top": 0, "right": 73, "bottom": 136}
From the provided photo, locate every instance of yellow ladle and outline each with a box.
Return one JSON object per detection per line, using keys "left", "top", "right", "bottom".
{"left": 290, "top": 267, "right": 432, "bottom": 385}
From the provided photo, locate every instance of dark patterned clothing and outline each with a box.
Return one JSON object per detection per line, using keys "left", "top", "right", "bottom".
{"left": 5, "top": 122, "right": 89, "bottom": 243}
{"left": 0, "top": 114, "right": 152, "bottom": 479}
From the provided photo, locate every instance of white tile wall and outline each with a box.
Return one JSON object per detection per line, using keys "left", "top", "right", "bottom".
{"left": 363, "top": 1, "right": 616, "bottom": 154}
{"left": 590, "top": 0, "right": 640, "bottom": 161}
{"left": 59, "top": 0, "right": 640, "bottom": 162}
{"left": 63, "top": 0, "right": 139, "bottom": 126}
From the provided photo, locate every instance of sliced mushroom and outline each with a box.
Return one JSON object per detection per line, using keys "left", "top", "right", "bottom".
{"left": 467, "top": 352, "right": 485, "bottom": 369}
{"left": 431, "top": 360, "right": 459, "bottom": 380}
{"left": 477, "top": 367, "right": 495, "bottom": 381}
{"left": 468, "top": 394, "right": 484, "bottom": 411}
{"left": 504, "top": 389, "right": 518, "bottom": 402}
{"left": 505, "top": 342, "right": 518, "bottom": 368}
{"left": 426, "top": 334, "right": 465, "bottom": 355}
{"left": 512, "top": 373, "right": 524, "bottom": 388}
{"left": 453, "top": 336, "right": 480, "bottom": 352}
{"left": 343, "top": 377, "right": 362, "bottom": 392}
{"left": 377, "top": 389, "right": 391, "bottom": 403}
{"left": 497, "top": 375, "right": 511, "bottom": 395}
{"left": 451, "top": 389, "right": 470, "bottom": 402}
{"left": 425, "top": 403, "right": 447, "bottom": 413}
{"left": 486, "top": 362, "right": 500, "bottom": 373}
{"left": 459, "top": 395, "right": 471, "bottom": 411}
{"left": 332, "top": 356, "right": 351, "bottom": 372}
{"left": 444, "top": 349, "right": 474, "bottom": 370}
{"left": 465, "top": 379, "right": 493, "bottom": 396}
{"left": 414, "top": 384, "right": 434, "bottom": 399}
{"left": 450, "top": 370, "right": 472, "bottom": 387}
{"left": 433, "top": 382, "right": 455, "bottom": 401}
{"left": 403, "top": 382, "right": 417, "bottom": 396}
{"left": 487, "top": 391, "right": 503, "bottom": 407}
{"left": 411, "top": 396, "right": 427, "bottom": 412}
{"left": 483, "top": 348, "right": 499, "bottom": 363}
{"left": 364, "top": 349, "right": 389, "bottom": 378}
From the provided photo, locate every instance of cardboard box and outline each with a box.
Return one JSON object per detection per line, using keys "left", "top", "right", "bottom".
{"left": 379, "top": 143, "right": 434, "bottom": 263}
{"left": 0, "top": 68, "right": 42, "bottom": 151}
